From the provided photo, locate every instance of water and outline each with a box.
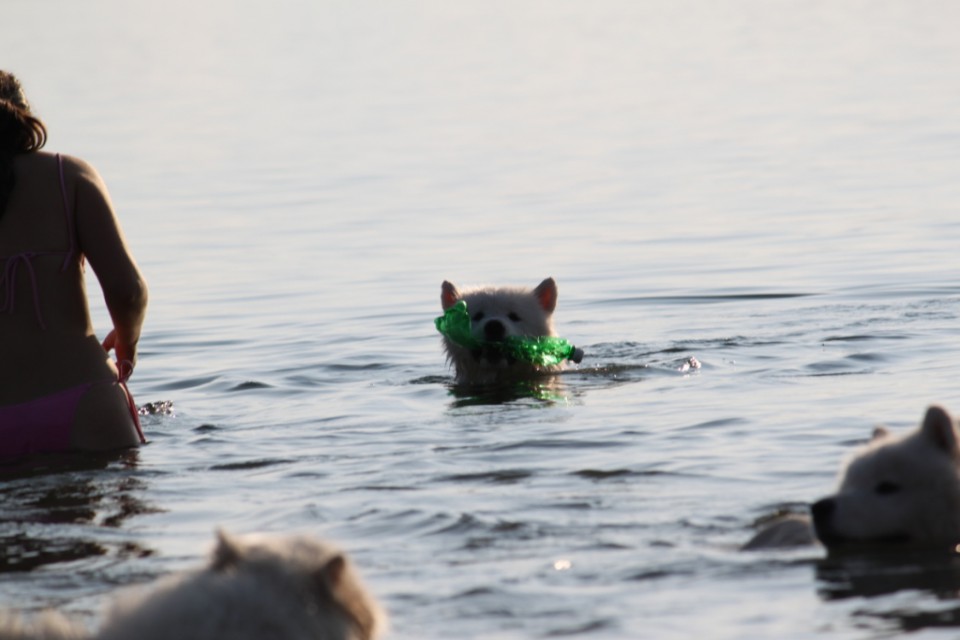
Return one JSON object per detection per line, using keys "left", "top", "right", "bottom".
{"left": 3, "top": 0, "right": 960, "bottom": 637}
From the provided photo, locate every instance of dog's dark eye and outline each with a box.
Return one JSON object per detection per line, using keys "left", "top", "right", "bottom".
{"left": 472, "top": 312, "right": 485, "bottom": 322}
{"left": 875, "top": 481, "right": 901, "bottom": 495}
{"left": 508, "top": 312, "right": 521, "bottom": 322}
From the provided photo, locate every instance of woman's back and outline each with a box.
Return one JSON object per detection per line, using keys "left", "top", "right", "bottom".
{"left": 0, "top": 152, "right": 110, "bottom": 404}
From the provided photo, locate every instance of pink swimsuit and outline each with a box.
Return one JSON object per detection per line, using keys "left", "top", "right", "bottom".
{"left": 0, "top": 154, "right": 144, "bottom": 456}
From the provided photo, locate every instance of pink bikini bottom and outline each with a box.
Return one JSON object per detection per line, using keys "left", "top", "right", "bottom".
{"left": 0, "top": 380, "right": 145, "bottom": 457}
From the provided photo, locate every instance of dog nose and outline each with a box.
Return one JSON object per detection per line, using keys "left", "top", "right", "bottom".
{"left": 811, "top": 498, "right": 835, "bottom": 523}
{"left": 484, "top": 320, "right": 506, "bottom": 341}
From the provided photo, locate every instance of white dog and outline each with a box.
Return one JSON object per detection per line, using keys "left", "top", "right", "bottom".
{"left": 440, "top": 277, "right": 565, "bottom": 385}
{"left": 745, "top": 405, "right": 960, "bottom": 551}
{"left": 812, "top": 404, "right": 960, "bottom": 548}
{"left": 0, "top": 531, "right": 385, "bottom": 640}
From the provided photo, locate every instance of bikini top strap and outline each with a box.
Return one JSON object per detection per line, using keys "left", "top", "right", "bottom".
{"left": 56, "top": 153, "right": 77, "bottom": 270}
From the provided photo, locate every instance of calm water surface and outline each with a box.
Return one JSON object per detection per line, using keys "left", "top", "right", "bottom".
{"left": 3, "top": 1, "right": 960, "bottom": 637}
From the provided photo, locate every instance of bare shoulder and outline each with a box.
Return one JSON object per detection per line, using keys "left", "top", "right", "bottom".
{"left": 55, "top": 152, "right": 107, "bottom": 187}
{"left": 54, "top": 154, "right": 119, "bottom": 223}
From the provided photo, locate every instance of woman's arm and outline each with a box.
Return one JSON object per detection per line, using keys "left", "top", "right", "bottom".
{"left": 70, "top": 156, "right": 148, "bottom": 369}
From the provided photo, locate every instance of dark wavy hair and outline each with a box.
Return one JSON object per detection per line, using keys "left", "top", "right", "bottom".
{"left": 0, "top": 71, "right": 48, "bottom": 218}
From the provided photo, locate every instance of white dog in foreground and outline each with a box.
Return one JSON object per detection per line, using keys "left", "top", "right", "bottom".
{"left": 0, "top": 530, "right": 385, "bottom": 640}
{"left": 745, "top": 405, "right": 960, "bottom": 551}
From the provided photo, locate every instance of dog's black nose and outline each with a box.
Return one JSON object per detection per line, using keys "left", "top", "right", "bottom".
{"left": 811, "top": 498, "right": 835, "bottom": 523}
{"left": 484, "top": 320, "right": 506, "bottom": 341}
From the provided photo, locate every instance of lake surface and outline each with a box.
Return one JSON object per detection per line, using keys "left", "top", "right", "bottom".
{"left": 4, "top": 1, "right": 960, "bottom": 637}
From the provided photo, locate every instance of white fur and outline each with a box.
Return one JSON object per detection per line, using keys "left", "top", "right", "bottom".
{"left": 0, "top": 531, "right": 384, "bottom": 640}
{"left": 440, "top": 277, "right": 561, "bottom": 385}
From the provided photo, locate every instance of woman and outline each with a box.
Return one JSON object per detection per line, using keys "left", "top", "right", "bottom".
{"left": 0, "top": 71, "right": 148, "bottom": 454}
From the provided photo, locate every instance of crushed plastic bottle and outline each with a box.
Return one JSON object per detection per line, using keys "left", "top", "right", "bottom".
{"left": 435, "top": 301, "right": 583, "bottom": 366}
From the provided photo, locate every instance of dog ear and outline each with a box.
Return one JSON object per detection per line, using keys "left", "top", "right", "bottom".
{"left": 313, "top": 554, "right": 383, "bottom": 640}
{"left": 533, "top": 277, "right": 558, "bottom": 313}
{"left": 920, "top": 405, "right": 960, "bottom": 455}
{"left": 871, "top": 426, "right": 890, "bottom": 441}
{"left": 441, "top": 281, "right": 460, "bottom": 310}
{"left": 316, "top": 553, "right": 347, "bottom": 590}
{"left": 210, "top": 528, "right": 243, "bottom": 571}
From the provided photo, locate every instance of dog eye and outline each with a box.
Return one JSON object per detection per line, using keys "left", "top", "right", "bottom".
{"left": 508, "top": 312, "right": 521, "bottom": 322}
{"left": 472, "top": 312, "right": 485, "bottom": 322}
{"left": 874, "top": 481, "right": 901, "bottom": 495}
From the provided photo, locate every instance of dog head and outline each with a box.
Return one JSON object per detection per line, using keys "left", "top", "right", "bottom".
{"left": 211, "top": 530, "right": 385, "bottom": 640}
{"left": 439, "top": 278, "right": 561, "bottom": 384}
{"left": 812, "top": 406, "right": 960, "bottom": 549}
{"left": 441, "top": 277, "right": 557, "bottom": 343}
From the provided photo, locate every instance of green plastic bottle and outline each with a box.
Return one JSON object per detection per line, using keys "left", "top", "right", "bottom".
{"left": 435, "top": 301, "right": 583, "bottom": 366}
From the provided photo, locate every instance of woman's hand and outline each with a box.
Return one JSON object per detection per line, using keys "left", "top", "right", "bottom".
{"left": 102, "top": 328, "right": 137, "bottom": 380}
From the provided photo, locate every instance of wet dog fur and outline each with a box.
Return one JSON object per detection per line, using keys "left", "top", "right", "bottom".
{"left": 0, "top": 530, "right": 384, "bottom": 640}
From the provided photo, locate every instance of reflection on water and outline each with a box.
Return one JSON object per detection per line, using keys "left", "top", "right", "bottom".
{"left": 816, "top": 549, "right": 960, "bottom": 634}
{"left": 434, "top": 343, "right": 701, "bottom": 408}
{"left": 445, "top": 376, "right": 576, "bottom": 408}
{"left": 0, "top": 450, "right": 161, "bottom": 575}
{"left": 817, "top": 547, "right": 960, "bottom": 601}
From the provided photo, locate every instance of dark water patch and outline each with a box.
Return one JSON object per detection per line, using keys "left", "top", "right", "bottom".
{"left": 846, "top": 352, "right": 888, "bottom": 363}
{"left": 571, "top": 468, "right": 647, "bottom": 481}
{"left": 352, "top": 484, "right": 417, "bottom": 492}
{"left": 1, "top": 477, "right": 162, "bottom": 530}
{"left": 1, "top": 450, "right": 129, "bottom": 480}
{"left": 428, "top": 513, "right": 484, "bottom": 536}
{"left": 440, "top": 469, "right": 535, "bottom": 484}
{"left": 626, "top": 568, "right": 678, "bottom": 581}
{"left": 544, "top": 618, "right": 617, "bottom": 637}
{"left": 823, "top": 333, "right": 910, "bottom": 343}
{"left": 0, "top": 533, "right": 107, "bottom": 573}
{"left": 572, "top": 468, "right": 634, "bottom": 480}
{"left": 540, "top": 501, "right": 600, "bottom": 511}
{"left": 679, "top": 417, "right": 748, "bottom": 431}
{"left": 803, "top": 360, "right": 873, "bottom": 377}
{"left": 325, "top": 362, "right": 391, "bottom": 372}
{"left": 411, "top": 374, "right": 452, "bottom": 385}
{"left": 193, "top": 424, "right": 220, "bottom": 433}
{"left": 838, "top": 284, "right": 960, "bottom": 300}
{"left": 461, "top": 522, "right": 554, "bottom": 550}
{"left": 284, "top": 470, "right": 328, "bottom": 479}
{"left": 283, "top": 374, "right": 326, "bottom": 388}
{"left": 425, "top": 513, "right": 549, "bottom": 546}
{"left": 449, "top": 586, "right": 499, "bottom": 600}
{"left": 446, "top": 382, "right": 574, "bottom": 408}
{"left": 208, "top": 458, "right": 293, "bottom": 471}
{"left": 152, "top": 375, "right": 220, "bottom": 391}
{"left": 228, "top": 380, "right": 273, "bottom": 391}
{"left": 488, "top": 438, "right": 623, "bottom": 452}
{"left": 0, "top": 454, "right": 160, "bottom": 576}
{"left": 816, "top": 551, "right": 960, "bottom": 603}
{"left": 603, "top": 292, "right": 816, "bottom": 306}
{"left": 867, "top": 605, "right": 960, "bottom": 635}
